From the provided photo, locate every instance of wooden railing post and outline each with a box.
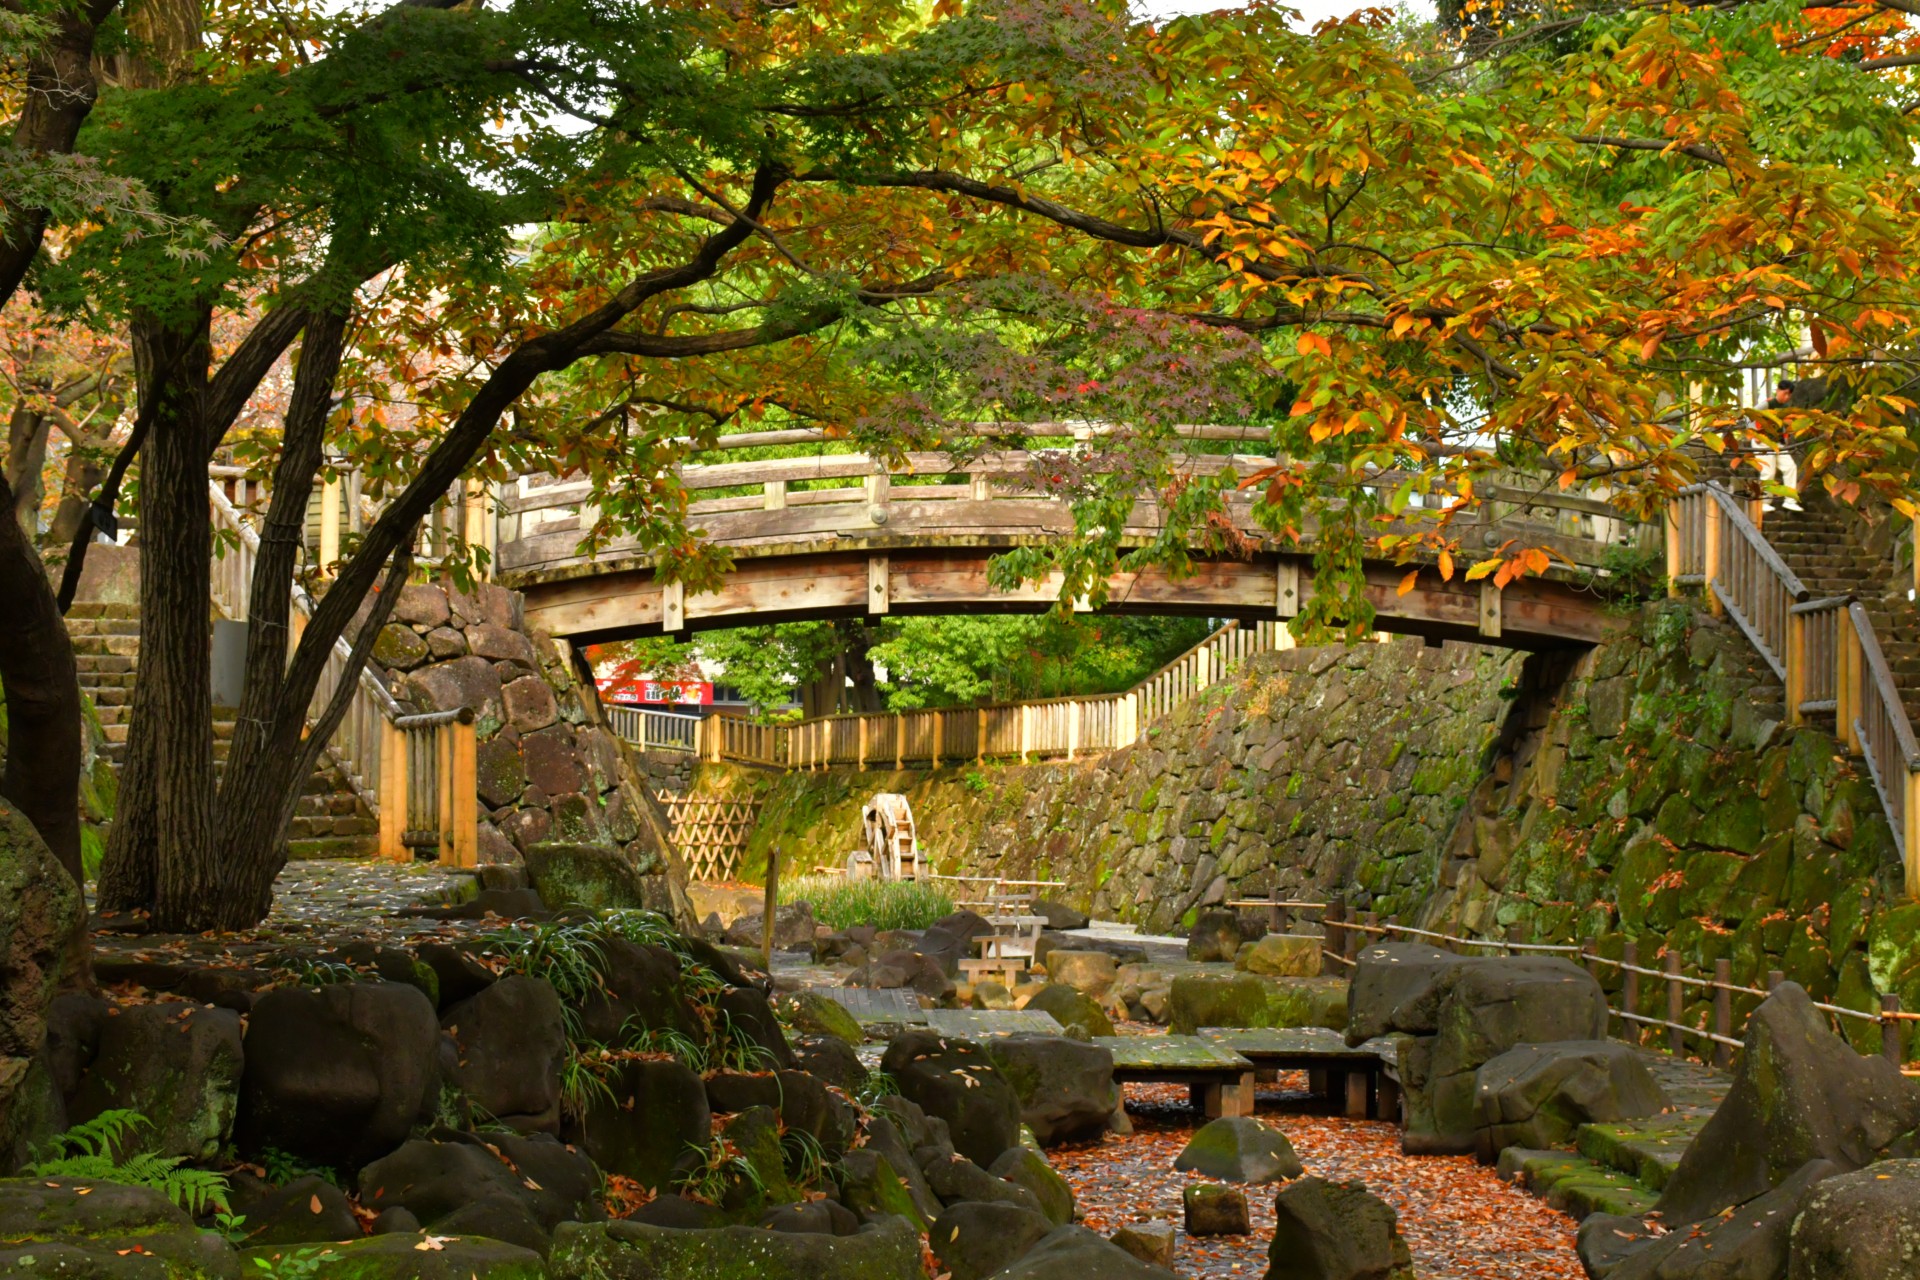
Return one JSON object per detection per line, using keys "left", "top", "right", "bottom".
{"left": 1665, "top": 499, "right": 1682, "bottom": 598}
{"left": 449, "top": 714, "right": 478, "bottom": 868}
{"left": 1906, "top": 769, "right": 1920, "bottom": 901}
{"left": 1786, "top": 610, "right": 1807, "bottom": 727}
{"left": 1703, "top": 497, "right": 1724, "bottom": 615}
{"left": 378, "top": 720, "right": 407, "bottom": 861}
{"left": 1066, "top": 700, "right": 1080, "bottom": 761}
{"left": 436, "top": 722, "right": 455, "bottom": 865}
{"left": 1323, "top": 897, "right": 1346, "bottom": 965}
{"left": 1580, "top": 936, "right": 1600, "bottom": 983}
{"left": 1768, "top": 969, "right": 1785, "bottom": 992}
{"left": 1712, "top": 959, "right": 1732, "bottom": 1070}
{"left": 857, "top": 716, "right": 868, "bottom": 771}
{"left": 977, "top": 708, "right": 986, "bottom": 764}
{"left": 1622, "top": 940, "right": 1640, "bottom": 1046}
{"left": 319, "top": 474, "right": 342, "bottom": 575}
{"left": 1019, "top": 704, "right": 1032, "bottom": 762}
{"left": 1839, "top": 616, "right": 1862, "bottom": 754}
{"left": 1665, "top": 951, "right": 1685, "bottom": 1055}
{"left": 1882, "top": 993, "right": 1904, "bottom": 1068}
{"left": 931, "top": 711, "right": 943, "bottom": 769}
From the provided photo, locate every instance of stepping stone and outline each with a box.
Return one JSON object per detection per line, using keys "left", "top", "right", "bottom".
{"left": 1183, "top": 1184, "right": 1250, "bottom": 1237}
{"left": 1173, "top": 1116, "right": 1304, "bottom": 1184}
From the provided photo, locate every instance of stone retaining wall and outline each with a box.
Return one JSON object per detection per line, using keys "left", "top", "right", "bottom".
{"left": 696, "top": 636, "right": 1524, "bottom": 933}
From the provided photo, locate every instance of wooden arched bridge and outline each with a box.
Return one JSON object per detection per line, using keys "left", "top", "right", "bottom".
{"left": 490, "top": 427, "right": 1646, "bottom": 650}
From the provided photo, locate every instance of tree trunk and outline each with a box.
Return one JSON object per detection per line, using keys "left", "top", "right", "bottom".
{"left": 94, "top": 313, "right": 218, "bottom": 931}
{"left": 4, "top": 408, "right": 53, "bottom": 536}
{"left": 0, "top": 473, "right": 82, "bottom": 882}
{"left": 211, "top": 308, "right": 345, "bottom": 925}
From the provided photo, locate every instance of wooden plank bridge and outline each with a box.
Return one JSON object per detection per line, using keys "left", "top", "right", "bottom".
{"left": 492, "top": 428, "right": 1647, "bottom": 651}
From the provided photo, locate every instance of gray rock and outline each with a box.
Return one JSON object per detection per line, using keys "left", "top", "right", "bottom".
{"left": 924, "top": 1153, "right": 1045, "bottom": 1215}
{"left": 1111, "top": 1220, "right": 1176, "bottom": 1268}
{"left": 470, "top": 622, "right": 540, "bottom": 667}
{"left": 524, "top": 842, "right": 656, "bottom": 913}
{"left": 990, "top": 1146, "right": 1076, "bottom": 1227}
{"left": 880, "top": 1031, "right": 1022, "bottom": 1168}
{"left": 424, "top": 625, "right": 468, "bottom": 658}
{"left": 1044, "top": 950, "right": 1117, "bottom": 996}
{"left": 1023, "top": 984, "right": 1115, "bottom": 1038}
{"left": 372, "top": 623, "right": 429, "bottom": 671}
{"left": 1343, "top": 942, "right": 1462, "bottom": 1045}
{"left": 1188, "top": 908, "right": 1244, "bottom": 962}
{"left": 1174, "top": 1116, "right": 1304, "bottom": 1184}
{"left": 239, "top": 981, "right": 440, "bottom": 1167}
{"left": 930, "top": 1200, "right": 1054, "bottom": 1280}
{"left": 988, "top": 1224, "right": 1181, "bottom": 1279}
{"left": 392, "top": 584, "right": 452, "bottom": 628}
{"left": 1474, "top": 1040, "right": 1670, "bottom": 1156}
{"left": 405, "top": 655, "right": 503, "bottom": 728}
{"left": 1184, "top": 1183, "right": 1250, "bottom": 1236}
{"left": 1787, "top": 1158, "right": 1920, "bottom": 1280}
{"left": 984, "top": 1034, "right": 1119, "bottom": 1145}
{"left": 441, "top": 975, "right": 567, "bottom": 1132}
{"left": 0, "top": 1178, "right": 241, "bottom": 1278}
{"left": 236, "top": 1175, "right": 358, "bottom": 1246}
{"left": 1655, "top": 984, "right": 1920, "bottom": 1224}
{"left": 1268, "top": 1177, "right": 1416, "bottom": 1280}
{"left": 1606, "top": 1158, "right": 1838, "bottom": 1280}
{"left": 68, "top": 1003, "right": 243, "bottom": 1160}
{"left": 565, "top": 1058, "right": 709, "bottom": 1189}
{"left": 241, "top": 1231, "right": 544, "bottom": 1278}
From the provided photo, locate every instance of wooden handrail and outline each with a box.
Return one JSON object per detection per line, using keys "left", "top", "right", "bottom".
{"left": 1701, "top": 485, "right": 1808, "bottom": 596}
{"left": 1850, "top": 602, "right": 1920, "bottom": 769}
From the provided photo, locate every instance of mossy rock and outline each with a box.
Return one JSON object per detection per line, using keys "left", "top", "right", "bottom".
{"left": 0, "top": 1180, "right": 242, "bottom": 1279}
{"left": 523, "top": 842, "right": 653, "bottom": 911}
{"left": 1023, "top": 984, "right": 1114, "bottom": 1038}
{"left": 243, "top": 1233, "right": 546, "bottom": 1278}
{"left": 776, "top": 990, "right": 862, "bottom": 1045}
{"left": 549, "top": 1216, "right": 922, "bottom": 1280}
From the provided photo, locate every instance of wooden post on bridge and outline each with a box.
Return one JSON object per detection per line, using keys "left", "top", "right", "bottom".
{"left": 931, "top": 712, "right": 943, "bottom": 769}
{"left": 1019, "top": 704, "right": 1032, "bottom": 762}
{"left": 1066, "top": 700, "right": 1080, "bottom": 761}
{"left": 857, "top": 717, "right": 869, "bottom": 772}
{"left": 378, "top": 719, "right": 407, "bottom": 862}
{"left": 1906, "top": 772, "right": 1920, "bottom": 902}
{"left": 977, "top": 708, "right": 986, "bottom": 765}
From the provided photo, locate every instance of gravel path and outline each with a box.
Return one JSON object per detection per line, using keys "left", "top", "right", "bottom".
{"left": 1051, "top": 1081, "right": 1586, "bottom": 1280}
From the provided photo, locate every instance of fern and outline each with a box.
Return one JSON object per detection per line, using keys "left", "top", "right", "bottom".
{"left": 29, "top": 1111, "right": 231, "bottom": 1215}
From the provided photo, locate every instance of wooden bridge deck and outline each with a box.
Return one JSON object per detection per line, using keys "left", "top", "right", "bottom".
{"left": 494, "top": 443, "right": 1644, "bottom": 649}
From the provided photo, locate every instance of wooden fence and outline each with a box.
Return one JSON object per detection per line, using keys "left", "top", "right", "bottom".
{"left": 1669, "top": 483, "right": 1920, "bottom": 895}
{"left": 610, "top": 617, "right": 1294, "bottom": 771}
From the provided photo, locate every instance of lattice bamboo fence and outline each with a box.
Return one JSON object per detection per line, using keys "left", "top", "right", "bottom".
{"left": 657, "top": 794, "right": 761, "bottom": 881}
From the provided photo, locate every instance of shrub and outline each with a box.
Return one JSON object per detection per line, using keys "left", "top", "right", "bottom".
{"left": 27, "top": 1111, "right": 231, "bottom": 1215}
{"left": 781, "top": 874, "right": 954, "bottom": 932}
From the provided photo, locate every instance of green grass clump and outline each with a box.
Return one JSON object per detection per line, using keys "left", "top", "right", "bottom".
{"left": 781, "top": 875, "right": 954, "bottom": 932}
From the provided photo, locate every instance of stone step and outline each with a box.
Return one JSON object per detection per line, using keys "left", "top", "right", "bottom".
{"left": 286, "top": 834, "right": 381, "bottom": 861}
{"left": 289, "top": 814, "right": 379, "bottom": 839}
{"left": 69, "top": 634, "right": 142, "bottom": 658}
{"left": 74, "top": 654, "right": 135, "bottom": 675}
{"left": 66, "top": 601, "right": 139, "bottom": 621}
{"left": 65, "top": 618, "right": 141, "bottom": 638}
{"left": 1495, "top": 1149, "right": 1659, "bottom": 1220}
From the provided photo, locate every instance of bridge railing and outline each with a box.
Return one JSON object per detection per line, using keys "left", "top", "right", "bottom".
{"left": 1669, "top": 483, "right": 1920, "bottom": 894}
{"left": 206, "top": 480, "right": 478, "bottom": 867}
{"left": 605, "top": 704, "right": 702, "bottom": 753}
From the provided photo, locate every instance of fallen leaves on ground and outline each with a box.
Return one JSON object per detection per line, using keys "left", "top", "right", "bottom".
{"left": 1049, "top": 1081, "right": 1585, "bottom": 1280}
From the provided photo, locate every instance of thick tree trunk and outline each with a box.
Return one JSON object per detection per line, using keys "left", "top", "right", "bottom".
{"left": 94, "top": 314, "right": 218, "bottom": 931}
{"left": 4, "top": 409, "right": 52, "bottom": 535}
{"left": 0, "top": 474, "right": 82, "bottom": 881}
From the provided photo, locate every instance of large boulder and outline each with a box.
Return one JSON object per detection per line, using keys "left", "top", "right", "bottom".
{"left": 0, "top": 801, "right": 84, "bottom": 1155}
{"left": 440, "top": 975, "right": 567, "bottom": 1133}
{"left": 0, "top": 1178, "right": 242, "bottom": 1277}
{"left": 991, "top": 1224, "right": 1181, "bottom": 1279}
{"left": 1599, "top": 1157, "right": 1838, "bottom": 1280}
{"left": 716, "top": 985, "right": 797, "bottom": 1070}
{"left": 725, "top": 903, "right": 818, "bottom": 952}
{"left": 566, "top": 1057, "right": 710, "bottom": 1189}
{"left": 880, "top": 1031, "right": 1022, "bottom": 1168}
{"left": 923, "top": 1152, "right": 1045, "bottom": 1214}
{"left": 1188, "top": 909, "right": 1244, "bottom": 963}
{"left": 1343, "top": 942, "right": 1463, "bottom": 1046}
{"left": 524, "top": 841, "right": 655, "bottom": 911}
{"left": 930, "top": 1200, "right": 1054, "bottom": 1280}
{"left": 1023, "top": 984, "right": 1115, "bottom": 1038}
{"left": 358, "top": 1132, "right": 602, "bottom": 1251}
{"left": 792, "top": 1034, "right": 866, "bottom": 1092}
{"left": 1174, "top": 1116, "right": 1304, "bottom": 1184}
{"left": 549, "top": 1215, "right": 925, "bottom": 1278}
{"left": 235, "top": 1174, "right": 359, "bottom": 1246}
{"left": 1405, "top": 956, "right": 1609, "bottom": 1154}
{"left": 776, "top": 990, "right": 863, "bottom": 1045}
{"left": 1655, "top": 983, "right": 1920, "bottom": 1224}
{"left": 577, "top": 937, "right": 702, "bottom": 1048}
{"left": 1237, "top": 934, "right": 1322, "bottom": 978}
{"left": 1787, "top": 1158, "right": 1920, "bottom": 1279}
{"left": 238, "top": 981, "right": 440, "bottom": 1167}
{"left": 984, "top": 1034, "right": 1119, "bottom": 1145}
{"left": 1267, "top": 1177, "right": 1416, "bottom": 1280}
{"left": 1034, "top": 900, "right": 1090, "bottom": 931}
{"left": 1473, "top": 1040, "right": 1670, "bottom": 1156}
{"left": 68, "top": 1003, "right": 244, "bottom": 1160}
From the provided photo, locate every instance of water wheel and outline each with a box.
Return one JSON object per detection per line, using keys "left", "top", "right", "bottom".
{"left": 861, "top": 793, "right": 922, "bottom": 881}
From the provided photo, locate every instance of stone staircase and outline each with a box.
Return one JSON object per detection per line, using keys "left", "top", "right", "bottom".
{"left": 1760, "top": 496, "right": 1920, "bottom": 728}
{"left": 67, "top": 601, "right": 379, "bottom": 860}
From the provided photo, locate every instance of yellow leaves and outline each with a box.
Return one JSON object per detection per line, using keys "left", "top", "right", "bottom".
{"left": 1465, "top": 557, "right": 1501, "bottom": 582}
{"left": 1296, "top": 332, "right": 1332, "bottom": 358}
{"left": 1398, "top": 570, "right": 1419, "bottom": 596}
{"left": 1391, "top": 313, "right": 1414, "bottom": 338}
{"left": 1638, "top": 331, "right": 1663, "bottom": 361}
{"left": 1892, "top": 498, "right": 1918, "bottom": 521}
{"left": 1437, "top": 548, "right": 1454, "bottom": 581}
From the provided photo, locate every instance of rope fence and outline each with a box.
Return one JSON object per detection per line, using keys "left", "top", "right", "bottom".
{"left": 1224, "top": 895, "right": 1914, "bottom": 1074}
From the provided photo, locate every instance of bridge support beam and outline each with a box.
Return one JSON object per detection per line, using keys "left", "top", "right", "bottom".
{"left": 1276, "top": 561, "right": 1301, "bottom": 618}
{"left": 868, "top": 556, "right": 890, "bottom": 615}
{"left": 1478, "top": 581, "right": 1502, "bottom": 640}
